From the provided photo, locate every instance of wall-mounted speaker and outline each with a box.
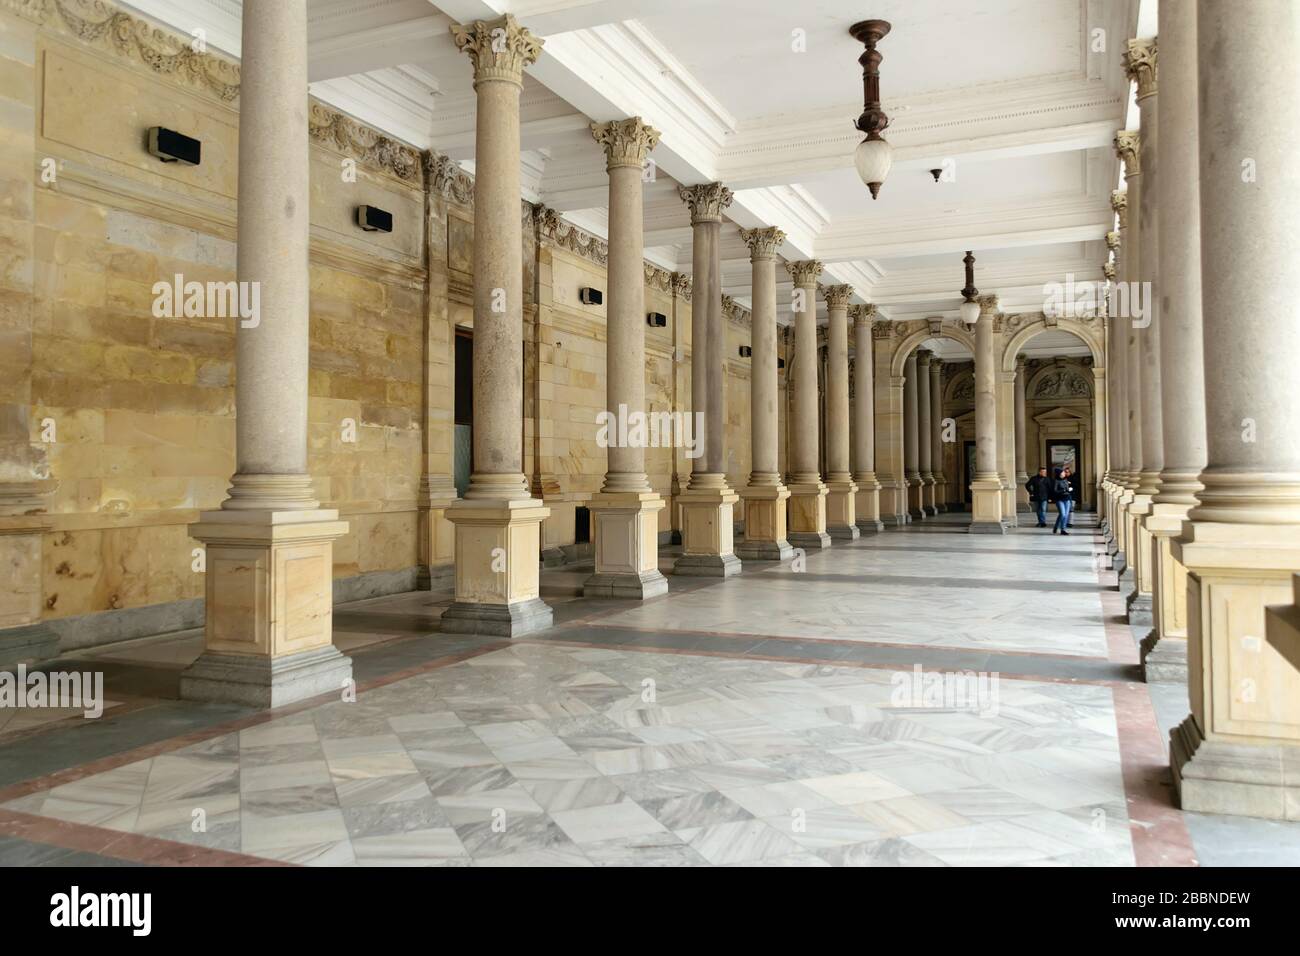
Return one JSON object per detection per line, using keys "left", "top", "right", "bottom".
{"left": 579, "top": 287, "right": 603, "bottom": 306}
{"left": 356, "top": 205, "right": 393, "bottom": 233}
{"left": 147, "top": 127, "right": 201, "bottom": 166}
{"left": 647, "top": 312, "right": 667, "bottom": 327}
{"left": 738, "top": 345, "right": 753, "bottom": 358}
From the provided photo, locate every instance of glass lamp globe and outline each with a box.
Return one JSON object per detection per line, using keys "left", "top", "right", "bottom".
{"left": 854, "top": 135, "right": 892, "bottom": 199}
{"left": 959, "top": 299, "right": 980, "bottom": 327}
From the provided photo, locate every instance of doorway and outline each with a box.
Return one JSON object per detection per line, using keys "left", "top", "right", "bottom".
{"left": 1044, "top": 438, "right": 1083, "bottom": 505}
{"left": 963, "top": 440, "right": 975, "bottom": 505}
{"left": 454, "top": 330, "right": 473, "bottom": 497}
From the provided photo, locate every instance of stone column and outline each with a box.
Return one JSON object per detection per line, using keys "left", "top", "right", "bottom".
{"left": 440, "top": 15, "right": 552, "bottom": 635}
{"left": 1171, "top": 0, "right": 1300, "bottom": 820}
{"left": 822, "top": 285, "right": 860, "bottom": 539}
{"left": 181, "top": 0, "right": 351, "bottom": 705}
{"left": 1104, "top": 203, "right": 1128, "bottom": 566}
{"left": 930, "top": 357, "right": 948, "bottom": 512}
{"left": 1128, "top": 39, "right": 1162, "bottom": 627}
{"left": 1115, "top": 129, "right": 1144, "bottom": 596}
{"left": 1143, "top": 14, "right": 1204, "bottom": 683}
{"left": 852, "top": 305, "right": 884, "bottom": 531}
{"left": 583, "top": 118, "right": 667, "bottom": 598}
{"left": 0, "top": 3, "right": 57, "bottom": 667}
{"left": 903, "top": 352, "right": 924, "bottom": 519}
{"left": 674, "top": 183, "right": 742, "bottom": 575}
{"left": 1014, "top": 357, "right": 1030, "bottom": 512}
{"left": 785, "top": 260, "right": 831, "bottom": 548}
{"left": 970, "top": 295, "right": 1006, "bottom": 533}
{"left": 917, "top": 350, "right": 937, "bottom": 516}
{"left": 736, "top": 227, "right": 793, "bottom": 561}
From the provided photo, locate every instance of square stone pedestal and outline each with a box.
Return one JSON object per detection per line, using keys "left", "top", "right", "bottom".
{"left": 736, "top": 484, "right": 794, "bottom": 561}
{"left": 182, "top": 510, "right": 352, "bottom": 708}
{"left": 1141, "top": 505, "right": 1194, "bottom": 683}
{"left": 1170, "top": 522, "right": 1300, "bottom": 819}
{"left": 969, "top": 478, "right": 1007, "bottom": 534}
{"left": 906, "top": 478, "right": 925, "bottom": 519}
{"left": 443, "top": 497, "right": 553, "bottom": 636}
{"left": 584, "top": 491, "right": 668, "bottom": 599}
{"left": 825, "top": 477, "right": 860, "bottom": 541}
{"left": 0, "top": 517, "right": 58, "bottom": 667}
{"left": 880, "top": 481, "right": 909, "bottom": 526}
{"left": 853, "top": 477, "right": 885, "bottom": 534}
{"left": 673, "top": 482, "right": 742, "bottom": 576}
{"left": 417, "top": 485, "right": 459, "bottom": 590}
{"left": 787, "top": 479, "right": 831, "bottom": 550}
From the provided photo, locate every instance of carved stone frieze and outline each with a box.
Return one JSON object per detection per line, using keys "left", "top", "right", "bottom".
{"left": 424, "top": 151, "right": 475, "bottom": 204}
{"left": 309, "top": 103, "right": 422, "bottom": 184}
{"left": 534, "top": 205, "right": 609, "bottom": 266}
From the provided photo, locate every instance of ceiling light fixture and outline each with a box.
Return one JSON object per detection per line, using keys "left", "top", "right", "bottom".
{"left": 959, "top": 250, "right": 980, "bottom": 327}
{"left": 929, "top": 168, "right": 942, "bottom": 183}
{"left": 850, "top": 19, "right": 892, "bottom": 200}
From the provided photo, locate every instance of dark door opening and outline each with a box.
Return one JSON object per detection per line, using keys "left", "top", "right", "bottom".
{"left": 963, "top": 440, "right": 976, "bottom": 505}
{"left": 454, "top": 330, "right": 473, "bottom": 497}
{"left": 1044, "top": 438, "right": 1083, "bottom": 506}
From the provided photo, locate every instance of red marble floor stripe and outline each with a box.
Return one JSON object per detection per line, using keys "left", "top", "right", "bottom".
{"left": 0, "top": 643, "right": 507, "bottom": 805}
{"left": 1110, "top": 681, "right": 1198, "bottom": 866}
{"left": 0, "top": 809, "right": 290, "bottom": 867}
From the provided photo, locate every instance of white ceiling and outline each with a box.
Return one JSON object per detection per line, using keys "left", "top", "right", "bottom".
{"left": 122, "top": 0, "right": 1142, "bottom": 334}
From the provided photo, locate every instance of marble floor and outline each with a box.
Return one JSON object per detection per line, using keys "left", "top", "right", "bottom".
{"left": 0, "top": 512, "right": 1295, "bottom": 866}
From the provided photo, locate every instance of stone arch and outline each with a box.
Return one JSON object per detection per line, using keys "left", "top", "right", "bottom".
{"left": 890, "top": 323, "right": 976, "bottom": 379}
{"left": 944, "top": 366, "right": 975, "bottom": 406}
{"left": 999, "top": 314, "right": 1104, "bottom": 372}
{"left": 1026, "top": 359, "right": 1093, "bottom": 401}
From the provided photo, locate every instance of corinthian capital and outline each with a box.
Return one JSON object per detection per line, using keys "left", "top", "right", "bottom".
{"left": 451, "top": 14, "right": 543, "bottom": 87}
{"left": 1106, "top": 230, "right": 1122, "bottom": 253}
{"left": 1113, "top": 130, "right": 1141, "bottom": 178}
{"left": 977, "top": 293, "right": 1000, "bottom": 317}
{"left": 1124, "top": 37, "right": 1158, "bottom": 100}
{"left": 678, "top": 182, "right": 733, "bottom": 224}
{"left": 1103, "top": 260, "right": 1116, "bottom": 282}
{"left": 849, "top": 303, "right": 877, "bottom": 326}
{"left": 591, "top": 117, "right": 660, "bottom": 170}
{"left": 786, "top": 259, "right": 824, "bottom": 286}
{"left": 1110, "top": 188, "right": 1128, "bottom": 230}
{"left": 738, "top": 226, "right": 786, "bottom": 260}
{"left": 823, "top": 284, "right": 854, "bottom": 309}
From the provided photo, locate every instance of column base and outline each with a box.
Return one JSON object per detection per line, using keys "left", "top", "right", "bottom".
{"left": 1140, "top": 631, "right": 1188, "bottom": 684}
{"left": 0, "top": 623, "right": 59, "bottom": 668}
{"left": 1111, "top": 550, "right": 1127, "bottom": 578}
{"left": 856, "top": 519, "right": 885, "bottom": 534}
{"left": 852, "top": 475, "right": 883, "bottom": 533}
{"left": 825, "top": 477, "right": 860, "bottom": 540}
{"left": 737, "top": 483, "right": 794, "bottom": 561}
{"left": 584, "top": 491, "right": 668, "bottom": 600}
{"left": 787, "top": 479, "right": 831, "bottom": 548}
{"left": 181, "top": 645, "right": 352, "bottom": 709}
{"left": 968, "top": 520, "right": 1009, "bottom": 535}
{"left": 441, "top": 597, "right": 555, "bottom": 636}
{"left": 444, "top": 496, "right": 553, "bottom": 637}
{"left": 673, "top": 479, "right": 742, "bottom": 576}
{"left": 184, "top": 508, "right": 351, "bottom": 708}
{"left": 1171, "top": 714, "right": 1300, "bottom": 821}
{"left": 1126, "top": 589, "right": 1154, "bottom": 627}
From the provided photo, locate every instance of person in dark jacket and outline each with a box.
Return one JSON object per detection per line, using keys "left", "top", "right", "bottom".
{"left": 1025, "top": 466, "right": 1052, "bottom": 528}
{"left": 1062, "top": 465, "right": 1076, "bottom": 527}
{"left": 1051, "top": 466, "right": 1073, "bottom": 535}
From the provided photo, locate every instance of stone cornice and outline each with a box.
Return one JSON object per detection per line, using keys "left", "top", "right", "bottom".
{"left": 738, "top": 226, "right": 785, "bottom": 260}
{"left": 1113, "top": 130, "right": 1140, "bottom": 178}
{"left": 591, "top": 117, "right": 661, "bottom": 170}
{"left": 309, "top": 103, "right": 422, "bottom": 185}
{"left": 786, "top": 260, "right": 824, "bottom": 287}
{"left": 2, "top": 0, "right": 46, "bottom": 23}
{"left": 822, "top": 284, "right": 853, "bottom": 309}
{"left": 722, "top": 294, "right": 751, "bottom": 328}
{"left": 1124, "top": 37, "right": 1158, "bottom": 101}
{"left": 450, "top": 14, "right": 543, "bottom": 88}
{"left": 672, "top": 272, "right": 692, "bottom": 302}
{"left": 423, "top": 151, "right": 475, "bottom": 205}
{"left": 678, "top": 182, "right": 733, "bottom": 224}
{"left": 50, "top": 0, "right": 240, "bottom": 101}
{"left": 534, "top": 204, "right": 608, "bottom": 266}
{"left": 645, "top": 263, "right": 673, "bottom": 294}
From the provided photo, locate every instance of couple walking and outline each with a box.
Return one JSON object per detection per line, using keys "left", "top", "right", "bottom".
{"left": 1025, "top": 465, "right": 1074, "bottom": 535}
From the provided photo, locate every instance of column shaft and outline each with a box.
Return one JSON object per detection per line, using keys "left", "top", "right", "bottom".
{"left": 785, "top": 261, "right": 830, "bottom": 548}
{"left": 823, "top": 286, "right": 858, "bottom": 538}
{"left": 1014, "top": 358, "right": 1029, "bottom": 512}
{"left": 930, "top": 358, "right": 948, "bottom": 512}
{"left": 917, "top": 351, "right": 935, "bottom": 516}
{"left": 970, "top": 295, "right": 1006, "bottom": 533}
{"left": 852, "top": 305, "right": 884, "bottom": 531}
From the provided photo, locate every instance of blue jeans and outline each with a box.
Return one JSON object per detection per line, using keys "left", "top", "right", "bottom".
{"left": 1035, "top": 499, "right": 1049, "bottom": 525}
{"left": 1054, "top": 498, "right": 1073, "bottom": 532}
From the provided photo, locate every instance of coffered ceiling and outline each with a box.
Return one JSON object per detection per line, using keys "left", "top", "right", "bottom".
{"left": 121, "top": 0, "right": 1148, "bottom": 358}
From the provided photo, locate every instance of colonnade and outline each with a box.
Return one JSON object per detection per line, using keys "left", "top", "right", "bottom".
{"left": 1098, "top": 0, "right": 1300, "bottom": 820}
